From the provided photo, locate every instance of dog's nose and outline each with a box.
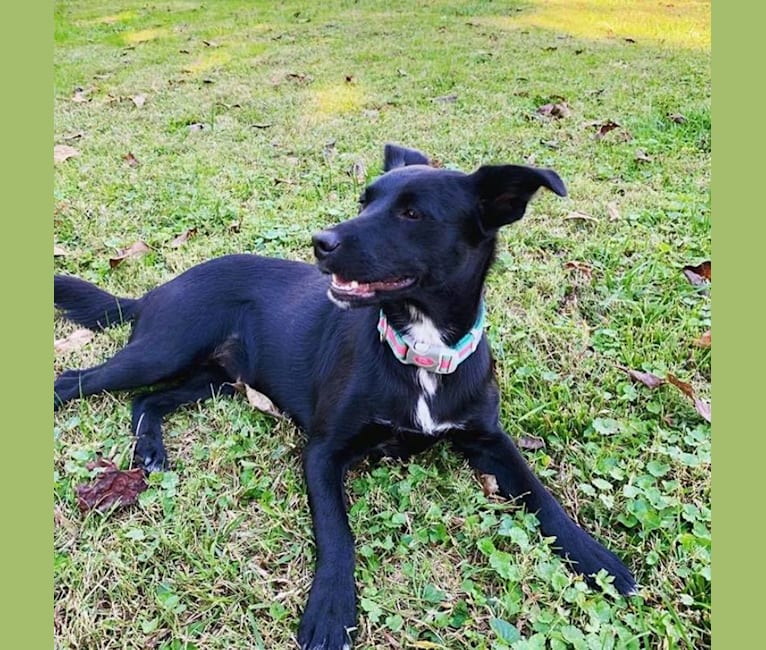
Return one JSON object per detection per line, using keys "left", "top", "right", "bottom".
{"left": 312, "top": 230, "right": 342, "bottom": 260}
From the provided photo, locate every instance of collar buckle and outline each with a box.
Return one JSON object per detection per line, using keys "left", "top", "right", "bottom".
{"left": 377, "top": 301, "right": 485, "bottom": 375}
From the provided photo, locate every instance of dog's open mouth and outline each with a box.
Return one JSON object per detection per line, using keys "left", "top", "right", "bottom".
{"left": 330, "top": 274, "right": 415, "bottom": 299}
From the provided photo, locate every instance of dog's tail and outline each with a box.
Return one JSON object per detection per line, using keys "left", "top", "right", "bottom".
{"left": 54, "top": 275, "right": 140, "bottom": 330}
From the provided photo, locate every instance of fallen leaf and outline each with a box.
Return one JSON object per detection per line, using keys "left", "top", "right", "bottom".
{"left": 694, "top": 330, "right": 711, "bottom": 348}
{"left": 62, "top": 131, "right": 85, "bottom": 142}
{"left": 130, "top": 94, "right": 146, "bottom": 108}
{"left": 434, "top": 93, "right": 458, "bottom": 103}
{"left": 564, "top": 211, "right": 599, "bottom": 223}
{"left": 54, "top": 145, "right": 80, "bottom": 164}
{"left": 169, "top": 227, "right": 198, "bottom": 248}
{"left": 634, "top": 149, "right": 653, "bottom": 163}
{"left": 666, "top": 373, "right": 694, "bottom": 399}
{"left": 478, "top": 473, "right": 499, "bottom": 497}
{"left": 123, "top": 151, "right": 139, "bottom": 167}
{"left": 667, "top": 373, "right": 711, "bottom": 423}
{"left": 682, "top": 260, "right": 711, "bottom": 285}
{"left": 71, "top": 87, "right": 90, "bottom": 103}
{"left": 54, "top": 244, "right": 68, "bottom": 257}
{"left": 606, "top": 201, "right": 620, "bottom": 221}
{"left": 349, "top": 160, "right": 366, "bottom": 183}
{"left": 694, "top": 398, "right": 712, "bottom": 423}
{"left": 54, "top": 328, "right": 94, "bottom": 354}
{"left": 518, "top": 434, "right": 546, "bottom": 450}
{"left": 564, "top": 260, "right": 593, "bottom": 279}
{"left": 109, "top": 241, "right": 151, "bottom": 268}
{"left": 624, "top": 37, "right": 637, "bottom": 43}
{"left": 668, "top": 112, "right": 687, "bottom": 124}
{"left": 592, "top": 120, "right": 621, "bottom": 140}
{"left": 75, "top": 458, "right": 148, "bottom": 514}
{"left": 251, "top": 123, "right": 274, "bottom": 129}
{"left": 233, "top": 382, "right": 283, "bottom": 419}
{"left": 345, "top": 74, "right": 355, "bottom": 83}
{"left": 537, "top": 101, "right": 571, "bottom": 119}
{"left": 617, "top": 365, "right": 664, "bottom": 389}
{"left": 202, "top": 39, "right": 219, "bottom": 47}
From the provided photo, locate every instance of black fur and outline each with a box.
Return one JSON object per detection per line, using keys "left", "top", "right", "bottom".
{"left": 54, "top": 144, "right": 636, "bottom": 650}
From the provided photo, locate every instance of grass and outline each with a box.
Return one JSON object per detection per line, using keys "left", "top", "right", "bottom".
{"left": 53, "top": 1, "right": 711, "bottom": 648}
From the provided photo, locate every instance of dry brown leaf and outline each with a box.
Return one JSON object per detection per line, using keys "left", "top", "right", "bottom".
{"left": 71, "top": 88, "right": 90, "bottom": 103}
{"left": 130, "top": 94, "right": 147, "bottom": 108}
{"left": 682, "top": 260, "right": 711, "bottom": 285}
{"left": 109, "top": 241, "right": 151, "bottom": 268}
{"left": 232, "top": 381, "right": 283, "bottom": 419}
{"left": 518, "top": 435, "right": 546, "bottom": 450}
{"left": 564, "top": 211, "right": 599, "bottom": 223}
{"left": 54, "top": 145, "right": 80, "bottom": 164}
{"left": 55, "top": 328, "right": 94, "bottom": 355}
{"left": 537, "top": 101, "right": 571, "bottom": 119}
{"left": 606, "top": 201, "right": 620, "bottom": 221}
{"left": 694, "top": 330, "right": 711, "bottom": 348}
{"left": 667, "top": 373, "right": 711, "bottom": 423}
{"left": 564, "top": 260, "right": 593, "bottom": 278}
{"left": 668, "top": 112, "right": 687, "bottom": 124}
{"left": 617, "top": 365, "right": 664, "bottom": 389}
{"left": 349, "top": 160, "right": 367, "bottom": 183}
{"left": 592, "top": 120, "right": 621, "bottom": 140}
{"left": 76, "top": 458, "right": 148, "bottom": 514}
{"left": 54, "top": 244, "right": 68, "bottom": 257}
{"left": 694, "top": 398, "right": 712, "bottom": 423}
{"left": 169, "top": 228, "right": 198, "bottom": 248}
{"left": 634, "top": 149, "right": 653, "bottom": 163}
{"left": 479, "top": 473, "right": 499, "bottom": 497}
{"left": 123, "top": 152, "right": 139, "bottom": 167}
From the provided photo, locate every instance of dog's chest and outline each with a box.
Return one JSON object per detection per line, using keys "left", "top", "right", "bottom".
{"left": 404, "top": 312, "right": 464, "bottom": 435}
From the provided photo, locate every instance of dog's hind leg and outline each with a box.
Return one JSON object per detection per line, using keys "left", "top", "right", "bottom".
{"left": 54, "top": 337, "right": 209, "bottom": 409}
{"left": 451, "top": 428, "right": 637, "bottom": 595}
{"left": 131, "top": 366, "right": 236, "bottom": 472}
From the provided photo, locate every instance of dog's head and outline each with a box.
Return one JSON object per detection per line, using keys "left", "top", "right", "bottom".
{"left": 313, "top": 144, "right": 566, "bottom": 307}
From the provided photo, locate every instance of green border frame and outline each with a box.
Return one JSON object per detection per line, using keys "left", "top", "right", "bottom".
{"left": 1, "top": 2, "right": 53, "bottom": 648}
{"left": 712, "top": 2, "right": 759, "bottom": 648}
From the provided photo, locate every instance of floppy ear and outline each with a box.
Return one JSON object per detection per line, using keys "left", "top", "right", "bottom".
{"left": 383, "top": 143, "right": 430, "bottom": 171}
{"left": 470, "top": 165, "right": 567, "bottom": 231}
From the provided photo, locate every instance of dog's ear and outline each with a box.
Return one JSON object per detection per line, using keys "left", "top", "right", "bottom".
{"left": 470, "top": 165, "right": 567, "bottom": 231}
{"left": 383, "top": 144, "right": 430, "bottom": 171}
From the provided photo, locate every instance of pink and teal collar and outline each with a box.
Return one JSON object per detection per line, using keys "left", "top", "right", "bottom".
{"left": 377, "top": 302, "right": 486, "bottom": 374}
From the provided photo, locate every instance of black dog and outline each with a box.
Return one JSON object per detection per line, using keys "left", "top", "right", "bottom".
{"left": 54, "top": 144, "right": 636, "bottom": 650}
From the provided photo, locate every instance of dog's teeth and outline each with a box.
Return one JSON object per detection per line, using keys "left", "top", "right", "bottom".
{"left": 350, "top": 280, "right": 358, "bottom": 289}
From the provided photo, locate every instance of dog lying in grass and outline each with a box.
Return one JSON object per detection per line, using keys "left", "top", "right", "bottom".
{"left": 55, "top": 144, "right": 636, "bottom": 649}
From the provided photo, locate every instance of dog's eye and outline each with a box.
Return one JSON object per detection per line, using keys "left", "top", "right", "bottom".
{"left": 400, "top": 208, "right": 421, "bottom": 221}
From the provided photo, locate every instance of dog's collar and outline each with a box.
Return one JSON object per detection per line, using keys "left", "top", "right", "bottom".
{"left": 377, "top": 302, "right": 485, "bottom": 374}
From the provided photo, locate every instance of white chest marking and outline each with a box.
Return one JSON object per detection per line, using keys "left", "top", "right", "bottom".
{"left": 406, "top": 309, "right": 464, "bottom": 435}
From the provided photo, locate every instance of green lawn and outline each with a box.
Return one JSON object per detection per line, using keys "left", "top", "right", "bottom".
{"left": 54, "top": 1, "right": 711, "bottom": 648}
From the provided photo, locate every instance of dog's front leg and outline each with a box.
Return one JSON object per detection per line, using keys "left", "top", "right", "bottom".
{"left": 451, "top": 428, "right": 637, "bottom": 595}
{"left": 298, "top": 438, "right": 357, "bottom": 650}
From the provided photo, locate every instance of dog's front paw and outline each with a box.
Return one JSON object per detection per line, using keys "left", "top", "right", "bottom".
{"left": 559, "top": 525, "right": 637, "bottom": 596}
{"left": 134, "top": 434, "right": 168, "bottom": 473}
{"left": 297, "top": 582, "right": 356, "bottom": 650}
